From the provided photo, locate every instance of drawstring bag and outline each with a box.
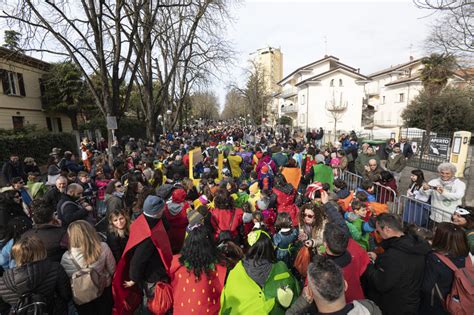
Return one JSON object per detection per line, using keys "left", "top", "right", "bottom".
{"left": 293, "top": 246, "right": 311, "bottom": 277}
{"left": 146, "top": 282, "right": 173, "bottom": 315}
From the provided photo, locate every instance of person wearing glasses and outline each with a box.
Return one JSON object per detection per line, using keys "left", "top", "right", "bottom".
{"left": 362, "top": 159, "right": 383, "bottom": 183}
{"left": 10, "top": 177, "right": 32, "bottom": 215}
{"left": 104, "top": 180, "right": 126, "bottom": 216}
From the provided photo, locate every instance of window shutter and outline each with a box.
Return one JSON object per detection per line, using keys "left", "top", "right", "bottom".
{"left": 18, "top": 73, "right": 26, "bottom": 96}
{"left": 0, "top": 70, "right": 10, "bottom": 95}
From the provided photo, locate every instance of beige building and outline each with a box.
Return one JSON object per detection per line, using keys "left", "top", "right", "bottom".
{"left": 0, "top": 47, "right": 72, "bottom": 132}
{"left": 251, "top": 47, "right": 283, "bottom": 124}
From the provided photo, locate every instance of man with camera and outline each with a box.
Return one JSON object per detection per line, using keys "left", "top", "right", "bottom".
{"left": 56, "top": 183, "right": 95, "bottom": 227}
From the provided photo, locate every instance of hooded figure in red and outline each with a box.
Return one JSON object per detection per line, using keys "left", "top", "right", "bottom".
{"left": 112, "top": 195, "right": 172, "bottom": 315}
{"left": 164, "top": 188, "right": 190, "bottom": 254}
{"left": 272, "top": 174, "right": 300, "bottom": 226}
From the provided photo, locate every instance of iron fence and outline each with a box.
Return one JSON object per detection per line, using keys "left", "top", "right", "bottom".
{"left": 399, "top": 128, "right": 453, "bottom": 172}
{"left": 397, "top": 195, "right": 453, "bottom": 230}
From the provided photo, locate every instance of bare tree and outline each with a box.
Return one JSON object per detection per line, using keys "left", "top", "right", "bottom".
{"left": 221, "top": 88, "right": 246, "bottom": 119}
{"left": 129, "top": 0, "right": 235, "bottom": 139}
{"left": 232, "top": 61, "right": 272, "bottom": 125}
{"left": 189, "top": 90, "right": 220, "bottom": 120}
{"left": 325, "top": 91, "right": 348, "bottom": 142}
{"left": 414, "top": 0, "right": 474, "bottom": 63}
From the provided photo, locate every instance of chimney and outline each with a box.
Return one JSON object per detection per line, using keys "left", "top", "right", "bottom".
{"left": 357, "top": 68, "right": 360, "bottom": 73}
{"left": 409, "top": 55, "right": 414, "bottom": 61}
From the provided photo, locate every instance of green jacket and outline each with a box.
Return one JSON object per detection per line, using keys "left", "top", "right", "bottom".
{"left": 467, "top": 228, "right": 474, "bottom": 254}
{"left": 220, "top": 261, "right": 300, "bottom": 315}
{"left": 346, "top": 217, "right": 370, "bottom": 251}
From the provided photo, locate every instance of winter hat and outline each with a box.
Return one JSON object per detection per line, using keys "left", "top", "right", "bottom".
{"left": 143, "top": 195, "right": 165, "bottom": 218}
{"left": 315, "top": 154, "right": 325, "bottom": 164}
{"left": 198, "top": 195, "right": 209, "bottom": 205}
{"left": 256, "top": 198, "right": 270, "bottom": 210}
{"left": 187, "top": 208, "right": 204, "bottom": 226}
{"left": 172, "top": 188, "right": 187, "bottom": 203}
{"left": 305, "top": 182, "right": 324, "bottom": 200}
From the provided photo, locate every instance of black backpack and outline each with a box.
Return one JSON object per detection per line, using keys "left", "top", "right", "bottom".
{"left": 10, "top": 292, "right": 47, "bottom": 315}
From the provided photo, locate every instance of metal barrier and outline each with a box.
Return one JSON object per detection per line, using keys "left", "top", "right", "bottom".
{"left": 340, "top": 170, "right": 363, "bottom": 192}
{"left": 397, "top": 195, "right": 453, "bottom": 230}
{"left": 373, "top": 182, "right": 398, "bottom": 213}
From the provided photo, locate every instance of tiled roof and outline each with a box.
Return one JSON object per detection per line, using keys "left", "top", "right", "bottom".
{"left": 369, "top": 58, "right": 421, "bottom": 78}
{"left": 295, "top": 66, "right": 370, "bottom": 86}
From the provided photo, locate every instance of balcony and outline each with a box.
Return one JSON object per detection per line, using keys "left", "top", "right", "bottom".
{"left": 373, "top": 119, "right": 404, "bottom": 128}
{"left": 280, "top": 86, "right": 298, "bottom": 99}
{"left": 281, "top": 104, "right": 298, "bottom": 113}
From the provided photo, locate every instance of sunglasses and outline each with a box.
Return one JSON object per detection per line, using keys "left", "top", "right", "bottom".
{"left": 115, "top": 184, "right": 123, "bottom": 188}
{"left": 304, "top": 213, "right": 314, "bottom": 219}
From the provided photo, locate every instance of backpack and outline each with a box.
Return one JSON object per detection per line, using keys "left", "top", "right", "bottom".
{"left": 434, "top": 253, "right": 474, "bottom": 315}
{"left": 10, "top": 293, "right": 47, "bottom": 315}
{"left": 69, "top": 256, "right": 105, "bottom": 305}
{"left": 217, "top": 210, "right": 236, "bottom": 244}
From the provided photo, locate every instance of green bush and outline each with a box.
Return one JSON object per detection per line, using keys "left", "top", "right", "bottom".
{"left": 79, "top": 116, "right": 146, "bottom": 141}
{"left": 0, "top": 131, "right": 77, "bottom": 165}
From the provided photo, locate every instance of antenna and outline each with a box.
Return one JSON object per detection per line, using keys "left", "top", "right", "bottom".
{"left": 409, "top": 43, "right": 413, "bottom": 58}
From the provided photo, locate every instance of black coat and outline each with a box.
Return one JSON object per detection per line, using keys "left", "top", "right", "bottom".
{"left": 365, "top": 234, "right": 431, "bottom": 315}
{"left": 419, "top": 253, "right": 466, "bottom": 315}
{"left": 1, "top": 161, "right": 26, "bottom": 184}
{"left": 0, "top": 260, "right": 71, "bottom": 314}
{"left": 56, "top": 194, "right": 89, "bottom": 227}
{"left": 166, "top": 160, "right": 187, "bottom": 181}
{"left": 21, "top": 224, "right": 67, "bottom": 262}
{"left": 0, "top": 200, "right": 28, "bottom": 238}
{"left": 106, "top": 231, "right": 128, "bottom": 262}
{"left": 43, "top": 187, "right": 65, "bottom": 212}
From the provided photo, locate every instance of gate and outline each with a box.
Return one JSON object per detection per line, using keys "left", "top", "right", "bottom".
{"left": 400, "top": 128, "right": 453, "bottom": 172}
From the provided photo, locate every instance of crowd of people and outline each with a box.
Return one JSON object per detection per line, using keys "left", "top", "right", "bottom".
{"left": 0, "top": 123, "right": 472, "bottom": 315}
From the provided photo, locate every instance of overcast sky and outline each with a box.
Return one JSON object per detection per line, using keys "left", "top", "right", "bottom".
{"left": 215, "top": 0, "right": 435, "bottom": 107}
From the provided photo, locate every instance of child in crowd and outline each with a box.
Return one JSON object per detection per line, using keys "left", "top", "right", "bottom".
{"left": 334, "top": 179, "right": 353, "bottom": 211}
{"left": 258, "top": 165, "right": 273, "bottom": 190}
{"left": 273, "top": 212, "right": 298, "bottom": 268}
{"left": 241, "top": 202, "right": 254, "bottom": 239}
{"left": 251, "top": 211, "right": 266, "bottom": 231}
{"left": 95, "top": 170, "right": 111, "bottom": 217}
{"left": 256, "top": 197, "right": 276, "bottom": 234}
{"left": 235, "top": 183, "right": 249, "bottom": 208}
{"left": 330, "top": 152, "right": 341, "bottom": 178}
{"left": 106, "top": 209, "right": 130, "bottom": 262}
{"left": 344, "top": 200, "right": 375, "bottom": 251}
{"left": 356, "top": 180, "right": 376, "bottom": 202}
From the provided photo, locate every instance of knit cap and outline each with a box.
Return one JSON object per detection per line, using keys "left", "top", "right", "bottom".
{"left": 143, "top": 195, "right": 165, "bottom": 218}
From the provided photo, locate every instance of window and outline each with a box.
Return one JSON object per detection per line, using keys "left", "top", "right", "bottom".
{"left": 12, "top": 116, "right": 24, "bottom": 130}
{"left": 300, "top": 113, "right": 305, "bottom": 124}
{"left": 339, "top": 79, "right": 343, "bottom": 87}
{"left": 46, "top": 117, "right": 53, "bottom": 131}
{"left": 1, "top": 70, "right": 25, "bottom": 96}
{"left": 399, "top": 93, "right": 405, "bottom": 102}
{"left": 330, "top": 79, "right": 334, "bottom": 87}
{"left": 300, "top": 94, "right": 305, "bottom": 105}
{"left": 56, "top": 118, "right": 63, "bottom": 132}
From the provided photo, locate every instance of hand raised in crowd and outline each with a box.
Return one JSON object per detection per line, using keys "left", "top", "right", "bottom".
{"left": 298, "top": 231, "right": 308, "bottom": 242}
{"left": 320, "top": 190, "right": 329, "bottom": 204}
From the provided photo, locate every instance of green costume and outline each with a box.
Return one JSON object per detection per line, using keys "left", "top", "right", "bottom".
{"left": 220, "top": 261, "right": 300, "bottom": 315}
{"left": 346, "top": 217, "right": 370, "bottom": 251}
{"left": 312, "top": 163, "right": 334, "bottom": 191}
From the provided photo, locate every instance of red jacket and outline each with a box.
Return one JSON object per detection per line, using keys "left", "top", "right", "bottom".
{"left": 210, "top": 208, "right": 243, "bottom": 241}
{"left": 112, "top": 214, "right": 172, "bottom": 315}
{"left": 273, "top": 187, "right": 299, "bottom": 226}
{"left": 164, "top": 202, "right": 190, "bottom": 254}
{"left": 344, "top": 239, "right": 370, "bottom": 302}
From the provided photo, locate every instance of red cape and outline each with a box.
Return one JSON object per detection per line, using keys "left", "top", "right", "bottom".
{"left": 112, "top": 214, "right": 172, "bottom": 315}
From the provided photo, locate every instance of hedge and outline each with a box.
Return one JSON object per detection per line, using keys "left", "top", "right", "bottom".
{"left": 79, "top": 116, "right": 147, "bottom": 141}
{"left": 0, "top": 131, "right": 77, "bottom": 165}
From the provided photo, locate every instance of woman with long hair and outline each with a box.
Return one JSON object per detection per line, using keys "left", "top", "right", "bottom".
{"left": 0, "top": 236, "right": 71, "bottom": 314}
{"left": 170, "top": 224, "right": 226, "bottom": 315}
{"left": 420, "top": 222, "right": 470, "bottom": 315}
{"left": 451, "top": 206, "right": 474, "bottom": 254}
{"left": 61, "top": 220, "right": 116, "bottom": 315}
{"left": 106, "top": 209, "right": 130, "bottom": 262}
{"left": 403, "top": 169, "right": 430, "bottom": 226}
{"left": 220, "top": 229, "right": 300, "bottom": 314}
{"left": 297, "top": 202, "right": 327, "bottom": 253}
